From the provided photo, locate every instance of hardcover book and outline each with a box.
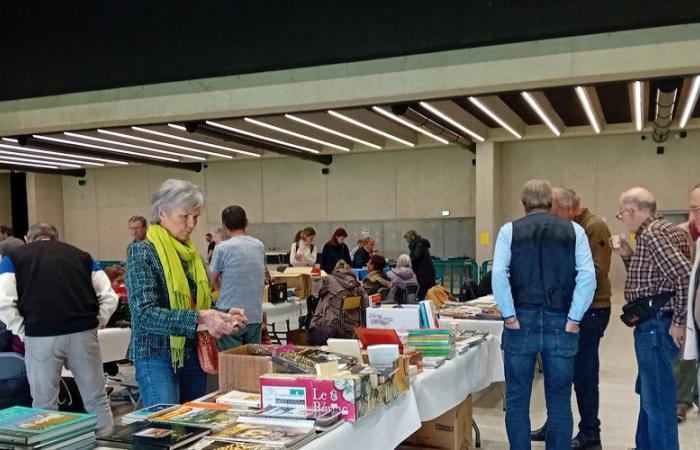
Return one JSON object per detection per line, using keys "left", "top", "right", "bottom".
{"left": 150, "top": 405, "right": 240, "bottom": 431}
{"left": 209, "top": 423, "right": 315, "bottom": 448}
{"left": 96, "top": 422, "right": 209, "bottom": 450}
{"left": 0, "top": 407, "right": 96, "bottom": 445}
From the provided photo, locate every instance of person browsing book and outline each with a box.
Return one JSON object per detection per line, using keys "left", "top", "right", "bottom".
{"left": 209, "top": 205, "right": 265, "bottom": 351}
{"left": 290, "top": 227, "right": 317, "bottom": 267}
{"left": 351, "top": 237, "right": 375, "bottom": 268}
{"left": 319, "top": 228, "right": 351, "bottom": 274}
{"left": 126, "top": 179, "right": 247, "bottom": 407}
{"left": 362, "top": 254, "right": 392, "bottom": 296}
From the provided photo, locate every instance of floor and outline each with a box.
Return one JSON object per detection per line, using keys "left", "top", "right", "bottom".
{"left": 472, "top": 312, "right": 700, "bottom": 450}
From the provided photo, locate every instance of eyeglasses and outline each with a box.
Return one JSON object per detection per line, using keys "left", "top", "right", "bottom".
{"left": 615, "top": 209, "right": 632, "bottom": 221}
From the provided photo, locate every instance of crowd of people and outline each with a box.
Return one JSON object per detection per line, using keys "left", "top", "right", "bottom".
{"left": 493, "top": 179, "right": 700, "bottom": 450}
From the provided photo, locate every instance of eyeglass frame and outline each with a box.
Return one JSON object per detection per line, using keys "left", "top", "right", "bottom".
{"left": 615, "top": 208, "right": 634, "bottom": 221}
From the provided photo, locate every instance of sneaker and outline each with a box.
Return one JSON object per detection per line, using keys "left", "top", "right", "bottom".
{"left": 530, "top": 425, "right": 546, "bottom": 442}
{"left": 678, "top": 403, "right": 690, "bottom": 423}
{"left": 570, "top": 433, "right": 602, "bottom": 449}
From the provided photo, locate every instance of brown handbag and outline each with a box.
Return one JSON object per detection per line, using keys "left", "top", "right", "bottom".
{"left": 197, "top": 331, "right": 219, "bottom": 374}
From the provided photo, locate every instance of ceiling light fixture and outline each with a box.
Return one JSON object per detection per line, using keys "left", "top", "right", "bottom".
{"left": 419, "top": 102, "right": 486, "bottom": 142}
{"left": 680, "top": 75, "right": 700, "bottom": 129}
{"left": 0, "top": 153, "right": 80, "bottom": 168}
{"left": 2, "top": 138, "right": 19, "bottom": 143}
{"left": 144, "top": 125, "right": 260, "bottom": 158}
{"left": 633, "top": 81, "right": 643, "bottom": 132}
{"left": 328, "top": 110, "right": 414, "bottom": 147}
{"left": 284, "top": 114, "right": 381, "bottom": 150}
{"left": 371, "top": 107, "right": 449, "bottom": 144}
{"left": 0, "top": 158, "right": 58, "bottom": 169}
{"left": 521, "top": 92, "right": 561, "bottom": 136}
{"left": 467, "top": 97, "right": 522, "bottom": 139}
{"left": 574, "top": 86, "right": 601, "bottom": 134}
{"left": 33, "top": 135, "right": 180, "bottom": 162}
{"left": 99, "top": 128, "right": 232, "bottom": 159}
{"left": 0, "top": 147, "right": 103, "bottom": 167}
{"left": 244, "top": 118, "right": 350, "bottom": 152}
{"left": 204, "top": 121, "right": 320, "bottom": 154}
{"left": 65, "top": 132, "right": 205, "bottom": 161}
{"left": 0, "top": 142, "right": 124, "bottom": 165}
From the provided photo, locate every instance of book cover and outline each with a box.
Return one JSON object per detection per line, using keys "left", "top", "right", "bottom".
{"left": 0, "top": 407, "right": 95, "bottom": 445}
{"left": 123, "top": 404, "right": 179, "bottom": 423}
{"left": 215, "top": 391, "right": 261, "bottom": 409}
{"left": 237, "top": 407, "right": 340, "bottom": 429}
{"left": 209, "top": 423, "right": 314, "bottom": 448}
{"left": 184, "top": 440, "right": 277, "bottom": 450}
{"left": 150, "top": 406, "right": 240, "bottom": 431}
{"left": 97, "top": 422, "right": 209, "bottom": 450}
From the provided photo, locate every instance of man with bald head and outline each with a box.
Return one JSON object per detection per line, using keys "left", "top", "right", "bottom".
{"left": 613, "top": 187, "right": 691, "bottom": 450}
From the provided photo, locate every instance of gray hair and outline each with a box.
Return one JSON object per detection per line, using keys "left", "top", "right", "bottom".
{"left": 521, "top": 179, "right": 553, "bottom": 213}
{"left": 620, "top": 188, "right": 657, "bottom": 214}
{"left": 396, "top": 254, "right": 412, "bottom": 269}
{"left": 27, "top": 222, "right": 59, "bottom": 241}
{"left": 150, "top": 179, "right": 205, "bottom": 224}
{"left": 552, "top": 186, "right": 580, "bottom": 208}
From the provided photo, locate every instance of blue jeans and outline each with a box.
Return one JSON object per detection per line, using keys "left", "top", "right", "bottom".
{"left": 502, "top": 309, "right": 578, "bottom": 450}
{"left": 134, "top": 352, "right": 207, "bottom": 407}
{"left": 573, "top": 307, "right": 610, "bottom": 439}
{"left": 634, "top": 314, "right": 679, "bottom": 450}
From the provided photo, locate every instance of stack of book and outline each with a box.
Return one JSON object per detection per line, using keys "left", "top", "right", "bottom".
{"left": 97, "top": 421, "right": 210, "bottom": 449}
{"left": 207, "top": 423, "right": 316, "bottom": 450}
{"left": 215, "top": 390, "right": 261, "bottom": 409}
{"left": 122, "top": 404, "right": 179, "bottom": 425}
{"left": 271, "top": 348, "right": 358, "bottom": 376}
{"left": 0, "top": 406, "right": 97, "bottom": 449}
{"left": 149, "top": 403, "right": 242, "bottom": 431}
{"left": 405, "top": 329, "right": 455, "bottom": 360}
{"left": 237, "top": 407, "right": 340, "bottom": 430}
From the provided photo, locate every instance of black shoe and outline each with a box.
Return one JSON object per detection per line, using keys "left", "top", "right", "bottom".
{"left": 570, "top": 433, "right": 602, "bottom": 450}
{"left": 530, "top": 425, "right": 546, "bottom": 442}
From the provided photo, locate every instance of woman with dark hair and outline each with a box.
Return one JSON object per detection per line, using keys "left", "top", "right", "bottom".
{"left": 362, "top": 254, "right": 392, "bottom": 295}
{"left": 290, "top": 227, "right": 317, "bottom": 267}
{"left": 404, "top": 230, "right": 436, "bottom": 299}
{"left": 319, "top": 228, "right": 351, "bottom": 273}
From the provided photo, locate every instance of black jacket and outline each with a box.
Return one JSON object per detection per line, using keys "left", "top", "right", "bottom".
{"left": 320, "top": 242, "right": 351, "bottom": 273}
{"left": 352, "top": 247, "right": 371, "bottom": 269}
{"left": 409, "top": 238, "right": 436, "bottom": 292}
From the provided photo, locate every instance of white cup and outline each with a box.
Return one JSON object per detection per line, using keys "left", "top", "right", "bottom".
{"left": 611, "top": 234, "right": 622, "bottom": 249}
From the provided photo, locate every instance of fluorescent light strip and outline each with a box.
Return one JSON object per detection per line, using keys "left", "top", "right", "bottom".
{"left": 0, "top": 153, "right": 80, "bottom": 168}
{"left": 574, "top": 87, "right": 601, "bottom": 134}
{"left": 2, "top": 138, "right": 18, "bottom": 143}
{"left": 0, "top": 147, "right": 102, "bottom": 167}
{"left": 419, "top": 102, "right": 486, "bottom": 142}
{"left": 284, "top": 114, "right": 381, "bottom": 150}
{"left": 100, "top": 128, "right": 232, "bottom": 159}
{"left": 204, "top": 121, "right": 320, "bottom": 154}
{"left": 0, "top": 141, "right": 125, "bottom": 165}
{"left": 371, "top": 106, "right": 449, "bottom": 144}
{"left": 138, "top": 126, "right": 260, "bottom": 159}
{"left": 467, "top": 97, "right": 522, "bottom": 139}
{"left": 632, "top": 81, "right": 643, "bottom": 132}
{"left": 680, "top": 75, "right": 700, "bottom": 128}
{"left": 521, "top": 92, "right": 561, "bottom": 137}
{"left": 0, "top": 158, "right": 58, "bottom": 169}
{"left": 65, "top": 132, "right": 205, "bottom": 161}
{"left": 328, "top": 110, "right": 414, "bottom": 147}
{"left": 244, "top": 118, "right": 350, "bottom": 152}
{"left": 33, "top": 135, "right": 179, "bottom": 162}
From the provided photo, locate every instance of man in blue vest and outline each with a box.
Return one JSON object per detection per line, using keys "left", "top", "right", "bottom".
{"left": 493, "top": 179, "right": 596, "bottom": 450}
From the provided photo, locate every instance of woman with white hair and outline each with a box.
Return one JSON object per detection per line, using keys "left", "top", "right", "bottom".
{"left": 126, "top": 179, "right": 247, "bottom": 406}
{"left": 387, "top": 254, "right": 418, "bottom": 285}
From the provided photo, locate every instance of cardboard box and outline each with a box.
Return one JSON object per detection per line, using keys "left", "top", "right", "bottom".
{"left": 404, "top": 395, "right": 473, "bottom": 450}
{"left": 218, "top": 344, "right": 277, "bottom": 394}
{"left": 366, "top": 305, "right": 421, "bottom": 333}
{"left": 270, "top": 271, "right": 311, "bottom": 298}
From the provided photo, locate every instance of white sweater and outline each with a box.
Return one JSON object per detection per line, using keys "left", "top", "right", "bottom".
{"left": 290, "top": 241, "right": 317, "bottom": 267}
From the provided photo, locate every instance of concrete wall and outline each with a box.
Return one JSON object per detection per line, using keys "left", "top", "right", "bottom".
{"left": 499, "top": 129, "right": 700, "bottom": 295}
{"left": 26, "top": 174, "right": 65, "bottom": 239}
{"left": 0, "top": 174, "right": 10, "bottom": 226}
{"left": 62, "top": 145, "right": 477, "bottom": 260}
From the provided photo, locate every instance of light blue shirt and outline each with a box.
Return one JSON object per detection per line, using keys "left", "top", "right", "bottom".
{"left": 492, "top": 219, "right": 596, "bottom": 323}
{"left": 210, "top": 235, "right": 265, "bottom": 323}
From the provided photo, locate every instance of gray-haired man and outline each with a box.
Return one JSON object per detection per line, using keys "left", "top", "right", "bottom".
{"left": 0, "top": 223, "right": 118, "bottom": 436}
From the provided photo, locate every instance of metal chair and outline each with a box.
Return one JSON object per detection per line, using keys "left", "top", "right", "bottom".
{"left": 340, "top": 295, "right": 364, "bottom": 332}
{"left": 0, "top": 352, "right": 32, "bottom": 408}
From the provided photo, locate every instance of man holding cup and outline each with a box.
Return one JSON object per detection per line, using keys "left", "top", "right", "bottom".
{"left": 613, "top": 187, "right": 691, "bottom": 450}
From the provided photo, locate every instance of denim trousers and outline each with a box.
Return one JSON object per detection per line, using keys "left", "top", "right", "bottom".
{"left": 633, "top": 314, "right": 679, "bottom": 450}
{"left": 502, "top": 309, "right": 579, "bottom": 450}
{"left": 573, "top": 307, "right": 610, "bottom": 439}
{"left": 134, "top": 351, "right": 207, "bottom": 407}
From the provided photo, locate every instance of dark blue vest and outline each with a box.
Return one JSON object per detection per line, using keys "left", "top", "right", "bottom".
{"left": 510, "top": 212, "right": 577, "bottom": 312}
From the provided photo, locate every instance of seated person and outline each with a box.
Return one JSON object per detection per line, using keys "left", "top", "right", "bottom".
{"left": 310, "top": 260, "right": 368, "bottom": 341}
{"left": 386, "top": 254, "right": 420, "bottom": 304}
{"left": 362, "top": 255, "right": 392, "bottom": 296}
{"left": 351, "top": 237, "right": 375, "bottom": 268}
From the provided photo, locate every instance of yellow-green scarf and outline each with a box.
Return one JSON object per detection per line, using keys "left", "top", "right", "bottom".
{"left": 147, "top": 224, "right": 212, "bottom": 368}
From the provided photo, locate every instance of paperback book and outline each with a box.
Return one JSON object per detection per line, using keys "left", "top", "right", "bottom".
{"left": 215, "top": 391, "right": 261, "bottom": 409}
{"left": 184, "top": 440, "right": 277, "bottom": 450}
{"left": 237, "top": 407, "right": 340, "bottom": 429}
{"left": 122, "top": 404, "right": 179, "bottom": 424}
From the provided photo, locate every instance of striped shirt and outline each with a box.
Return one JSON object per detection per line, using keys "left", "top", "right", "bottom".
{"left": 622, "top": 215, "right": 691, "bottom": 327}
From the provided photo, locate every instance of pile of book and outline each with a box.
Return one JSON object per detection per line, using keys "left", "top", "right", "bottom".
{"left": 405, "top": 329, "right": 455, "bottom": 366}
{"left": 0, "top": 406, "right": 97, "bottom": 449}
{"left": 271, "top": 347, "right": 358, "bottom": 376}
{"left": 453, "top": 330, "right": 489, "bottom": 354}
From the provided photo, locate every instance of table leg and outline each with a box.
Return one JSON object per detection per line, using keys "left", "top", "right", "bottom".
{"left": 472, "top": 419, "right": 481, "bottom": 448}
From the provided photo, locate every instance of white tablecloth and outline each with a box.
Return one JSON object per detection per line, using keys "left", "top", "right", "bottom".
{"left": 411, "top": 335, "right": 503, "bottom": 421}
{"left": 438, "top": 318, "right": 505, "bottom": 383}
{"left": 263, "top": 300, "right": 307, "bottom": 329}
{"left": 302, "top": 391, "right": 422, "bottom": 450}
{"left": 98, "top": 327, "right": 131, "bottom": 363}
